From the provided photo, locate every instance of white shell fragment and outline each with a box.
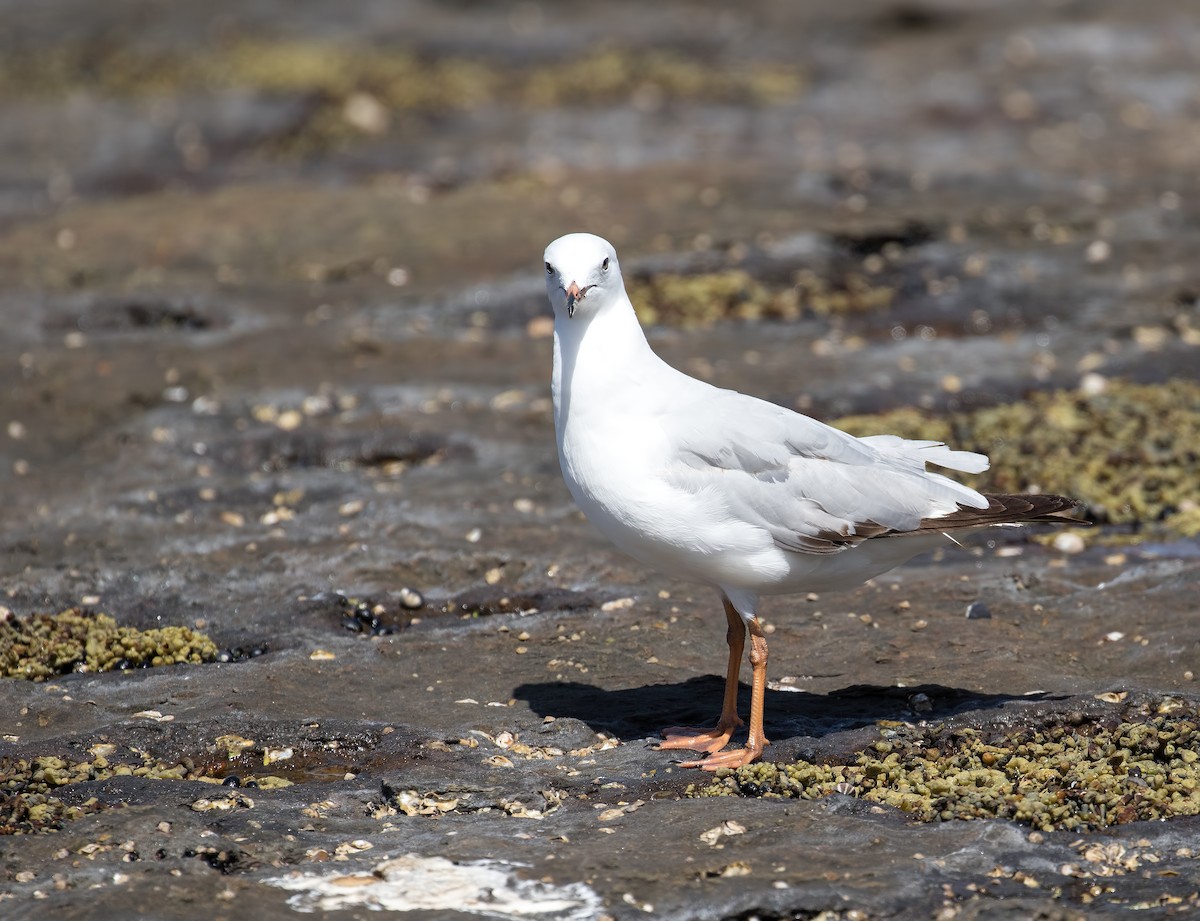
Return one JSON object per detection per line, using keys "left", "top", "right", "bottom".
{"left": 267, "top": 853, "right": 602, "bottom": 918}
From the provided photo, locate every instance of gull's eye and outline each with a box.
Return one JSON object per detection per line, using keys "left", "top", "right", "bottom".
{"left": 601, "top": 257, "right": 610, "bottom": 271}
{"left": 545, "top": 262, "right": 553, "bottom": 275}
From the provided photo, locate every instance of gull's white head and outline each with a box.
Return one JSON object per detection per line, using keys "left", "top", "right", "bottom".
{"left": 543, "top": 233, "right": 622, "bottom": 321}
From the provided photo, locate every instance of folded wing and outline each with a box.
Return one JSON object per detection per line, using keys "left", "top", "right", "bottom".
{"left": 661, "top": 388, "right": 992, "bottom": 555}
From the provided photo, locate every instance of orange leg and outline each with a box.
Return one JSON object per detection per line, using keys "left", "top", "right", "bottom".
{"left": 658, "top": 598, "right": 745, "bottom": 754}
{"left": 681, "top": 618, "right": 769, "bottom": 770}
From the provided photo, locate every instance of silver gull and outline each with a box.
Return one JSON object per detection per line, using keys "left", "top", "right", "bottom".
{"left": 544, "top": 231, "right": 1081, "bottom": 770}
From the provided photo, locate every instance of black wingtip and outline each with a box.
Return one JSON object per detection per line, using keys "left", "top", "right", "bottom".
{"left": 919, "top": 494, "right": 1089, "bottom": 532}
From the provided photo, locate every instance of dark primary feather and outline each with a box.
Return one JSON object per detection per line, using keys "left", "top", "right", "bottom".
{"left": 775, "top": 494, "right": 1085, "bottom": 555}
{"left": 912, "top": 493, "right": 1085, "bottom": 533}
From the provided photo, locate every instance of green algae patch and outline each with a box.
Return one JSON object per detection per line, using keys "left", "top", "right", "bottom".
{"left": 627, "top": 268, "right": 894, "bottom": 329}
{"left": 834, "top": 379, "right": 1200, "bottom": 536}
{"left": 0, "top": 749, "right": 293, "bottom": 835}
{"left": 0, "top": 42, "right": 801, "bottom": 108}
{"left": 690, "top": 704, "right": 1200, "bottom": 832}
{"left": 627, "top": 270, "right": 780, "bottom": 328}
{"left": 518, "top": 48, "right": 801, "bottom": 108}
{"left": 0, "top": 789, "right": 104, "bottom": 836}
{"left": 0, "top": 41, "right": 802, "bottom": 154}
{"left": 0, "top": 607, "right": 218, "bottom": 681}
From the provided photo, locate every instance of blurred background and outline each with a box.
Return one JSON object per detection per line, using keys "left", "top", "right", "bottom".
{"left": 2, "top": 0, "right": 1198, "bottom": 616}
{"left": 3, "top": 4, "right": 1200, "bottom": 912}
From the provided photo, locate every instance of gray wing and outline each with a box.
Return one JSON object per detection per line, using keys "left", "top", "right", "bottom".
{"left": 660, "top": 387, "right": 989, "bottom": 555}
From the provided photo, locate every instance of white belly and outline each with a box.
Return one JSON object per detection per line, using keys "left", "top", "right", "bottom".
{"left": 557, "top": 407, "right": 778, "bottom": 582}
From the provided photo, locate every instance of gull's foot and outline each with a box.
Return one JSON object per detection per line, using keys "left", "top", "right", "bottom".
{"left": 657, "top": 720, "right": 742, "bottom": 755}
{"left": 680, "top": 741, "right": 766, "bottom": 772}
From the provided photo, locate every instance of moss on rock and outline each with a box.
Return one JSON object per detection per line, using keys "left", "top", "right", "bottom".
{"left": 0, "top": 41, "right": 801, "bottom": 107}
{"left": 690, "top": 703, "right": 1200, "bottom": 831}
{"left": 627, "top": 268, "right": 894, "bottom": 329}
{"left": 835, "top": 379, "right": 1200, "bottom": 536}
{"left": 0, "top": 607, "right": 218, "bottom": 681}
{"left": 0, "top": 790, "right": 103, "bottom": 835}
{"left": 0, "top": 42, "right": 802, "bottom": 154}
{"left": 627, "top": 270, "right": 782, "bottom": 328}
{"left": 0, "top": 749, "right": 292, "bottom": 834}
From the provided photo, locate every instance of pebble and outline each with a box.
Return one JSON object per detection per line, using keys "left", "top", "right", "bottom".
{"left": 263, "top": 748, "right": 293, "bottom": 765}
{"left": 217, "top": 644, "right": 270, "bottom": 663}
{"left": 601, "top": 597, "right": 634, "bottom": 612}
{"left": 908, "top": 692, "right": 933, "bottom": 714}
{"left": 1084, "top": 239, "right": 1111, "bottom": 263}
{"left": 1052, "top": 532, "right": 1086, "bottom": 554}
{"left": 397, "top": 588, "right": 424, "bottom": 610}
{"left": 133, "top": 710, "right": 174, "bottom": 722}
{"left": 275, "top": 410, "right": 303, "bottom": 431}
{"left": 965, "top": 602, "right": 992, "bottom": 620}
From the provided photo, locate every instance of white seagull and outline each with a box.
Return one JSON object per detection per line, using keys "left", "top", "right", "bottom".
{"left": 544, "top": 232, "right": 1081, "bottom": 770}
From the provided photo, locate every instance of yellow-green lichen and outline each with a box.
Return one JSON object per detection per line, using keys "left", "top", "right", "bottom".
{"left": 0, "top": 607, "right": 218, "bottom": 681}
{"left": 690, "top": 704, "right": 1200, "bottom": 831}
{"left": 0, "top": 42, "right": 801, "bottom": 107}
{"left": 790, "top": 268, "right": 897, "bottom": 318}
{"left": 627, "top": 268, "right": 894, "bottom": 329}
{"left": 0, "top": 791, "right": 103, "bottom": 835}
{"left": 0, "top": 750, "right": 292, "bottom": 834}
{"left": 0, "top": 42, "right": 802, "bottom": 153}
{"left": 518, "top": 48, "right": 801, "bottom": 108}
{"left": 835, "top": 379, "right": 1200, "bottom": 536}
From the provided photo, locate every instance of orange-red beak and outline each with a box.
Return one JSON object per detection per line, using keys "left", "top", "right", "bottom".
{"left": 565, "top": 281, "right": 582, "bottom": 318}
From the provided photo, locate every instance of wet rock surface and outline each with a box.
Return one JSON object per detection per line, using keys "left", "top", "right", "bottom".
{"left": 2, "top": 1, "right": 1200, "bottom": 918}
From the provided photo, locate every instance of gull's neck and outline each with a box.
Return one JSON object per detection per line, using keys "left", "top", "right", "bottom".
{"left": 552, "top": 291, "right": 659, "bottom": 426}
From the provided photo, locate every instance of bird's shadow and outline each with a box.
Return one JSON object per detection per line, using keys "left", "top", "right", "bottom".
{"left": 514, "top": 676, "right": 1060, "bottom": 758}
